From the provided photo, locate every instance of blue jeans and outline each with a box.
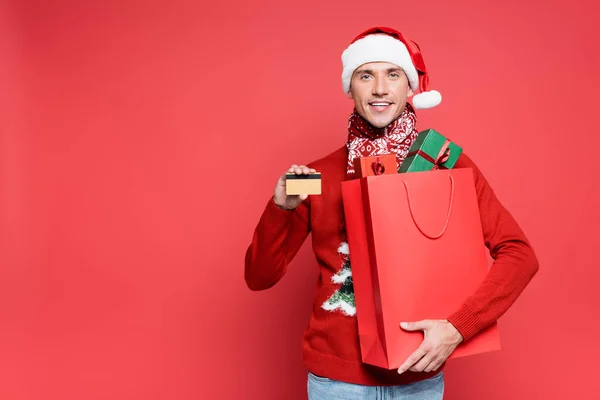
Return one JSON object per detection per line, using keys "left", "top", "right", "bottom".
{"left": 307, "top": 371, "right": 444, "bottom": 400}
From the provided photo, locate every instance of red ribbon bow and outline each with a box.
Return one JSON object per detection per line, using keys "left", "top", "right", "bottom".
{"left": 371, "top": 157, "right": 387, "bottom": 175}
{"left": 406, "top": 139, "right": 451, "bottom": 170}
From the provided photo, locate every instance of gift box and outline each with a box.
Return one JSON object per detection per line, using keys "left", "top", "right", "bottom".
{"left": 340, "top": 168, "right": 500, "bottom": 370}
{"left": 354, "top": 154, "right": 397, "bottom": 178}
{"left": 398, "top": 129, "right": 463, "bottom": 173}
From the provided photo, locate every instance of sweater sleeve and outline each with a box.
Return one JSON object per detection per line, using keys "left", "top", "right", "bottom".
{"left": 446, "top": 154, "right": 539, "bottom": 341}
{"left": 244, "top": 195, "right": 311, "bottom": 291}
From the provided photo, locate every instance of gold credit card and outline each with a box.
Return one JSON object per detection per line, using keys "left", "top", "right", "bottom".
{"left": 285, "top": 172, "right": 321, "bottom": 195}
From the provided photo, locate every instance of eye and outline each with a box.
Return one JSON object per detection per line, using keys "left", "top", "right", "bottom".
{"left": 360, "top": 74, "right": 372, "bottom": 80}
{"left": 389, "top": 72, "right": 400, "bottom": 78}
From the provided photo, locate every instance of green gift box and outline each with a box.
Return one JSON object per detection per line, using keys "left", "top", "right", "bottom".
{"left": 398, "top": 129, "right": 463, "bottom": 173}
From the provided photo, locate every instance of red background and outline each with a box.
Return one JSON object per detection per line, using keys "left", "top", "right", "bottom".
{"left": 1, "top": 0, "right": 599, "bottom": 398}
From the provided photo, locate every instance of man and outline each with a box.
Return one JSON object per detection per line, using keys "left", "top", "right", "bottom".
{"left": 244, "top": 26, "right": 538, "bottom": 399}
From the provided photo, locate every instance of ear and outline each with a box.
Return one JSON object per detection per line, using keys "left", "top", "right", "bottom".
{"left": 346, "top": 88, "right": 354, "bottom": 99}
{"left": 407, "top": 86, "right": 414, "bottom": 98}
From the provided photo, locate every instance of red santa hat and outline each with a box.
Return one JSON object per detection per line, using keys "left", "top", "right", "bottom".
{"left": 341, "top": 27, "right": 442, "bottom": 109}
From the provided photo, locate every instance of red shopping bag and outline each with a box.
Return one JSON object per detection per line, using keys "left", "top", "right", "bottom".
{"left": 341, "top": 168, "right": 501, "bottom": 370}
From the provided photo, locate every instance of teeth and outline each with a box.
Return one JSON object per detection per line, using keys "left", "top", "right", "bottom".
{"left": 371, "top": 103, "right": 390, "bottom": 106}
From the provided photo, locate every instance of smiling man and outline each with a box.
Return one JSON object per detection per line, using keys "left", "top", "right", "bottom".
{"left": 349, "top": 63, "right": 415, "bottom": 125}
{"left": 245, "top": 26, "right": 538, "bottom": 400}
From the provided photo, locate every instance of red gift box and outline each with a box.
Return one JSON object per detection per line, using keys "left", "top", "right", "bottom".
{"left": 341, "top": 168, "right": 501, "bottom": 370}
{"left": 353, "top": 154, "right": 397, "bottom": 178}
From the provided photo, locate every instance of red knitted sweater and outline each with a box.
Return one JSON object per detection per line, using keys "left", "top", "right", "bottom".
{"left": 244, "top": 145, "right": 539, "bottom": 386}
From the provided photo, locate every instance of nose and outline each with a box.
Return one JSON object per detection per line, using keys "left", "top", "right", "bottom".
{"left": 372, "top": 76, "right": 388, "bottom": 96}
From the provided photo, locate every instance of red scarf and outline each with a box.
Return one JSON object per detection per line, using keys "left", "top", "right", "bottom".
{"left": 346, "top": 102, "right": 419, "bottom": 177}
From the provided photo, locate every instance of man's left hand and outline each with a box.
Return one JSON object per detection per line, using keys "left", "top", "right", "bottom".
{"left": 397, "top": 319, "right": 463, "bottom": 374}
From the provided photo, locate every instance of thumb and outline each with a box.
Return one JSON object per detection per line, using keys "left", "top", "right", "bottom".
{"left": 298, "top": 193, "right": 308, "bottom": 201}
{"left": 400, "top": 320, "right": 433, "bottom": 331}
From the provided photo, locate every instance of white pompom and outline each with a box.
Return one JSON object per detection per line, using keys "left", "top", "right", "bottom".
{"left": 412, "top": 90, "right": 442, "bottom": 109}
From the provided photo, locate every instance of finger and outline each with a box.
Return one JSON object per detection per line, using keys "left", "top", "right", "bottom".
{"left": 397, "top": 344, "right": 429, "bottom": 374}
{"left": 425, "top": 357, "right": 444, "bottom": 373}
{"left": 309, "top": 168, "right": 316, "bottom": 173}
{"left": 282, "top": 169, "right": 294, "bottom": 181}
{"left": 300, "top": 165, "right": 310, "bottom": 174}
{"left": 411, "top": 352, "right": 436, "bottom": 373}
{"left": 298, "top": 193, "right": 308, "bottom": 201}
{"left": 411, "top": 351, "right": 440, "bottom": 372}
{"left": 401, "top": 320, "right": 434, "bottom": 332}
{"left": 293, "top": 166, "right": 302, "bottom": 174}
{"left": 427, "top": 349, "right": 451, "bottom": 373}
{"left": 424, "top": 358, "right": 440, "bottom": 373}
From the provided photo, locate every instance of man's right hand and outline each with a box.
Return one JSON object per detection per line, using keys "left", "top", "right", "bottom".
{"left": 273, "top": 164, "right": 316, "bottom": 210}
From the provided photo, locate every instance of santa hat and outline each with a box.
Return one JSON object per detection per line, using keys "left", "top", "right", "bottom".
{"left": 341, "top": 27, "right": 442, "bottom": 109}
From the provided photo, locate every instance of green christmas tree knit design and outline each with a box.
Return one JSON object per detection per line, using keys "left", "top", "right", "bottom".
{"left": 322, "top": 242, "right": 356, "bottom": 316}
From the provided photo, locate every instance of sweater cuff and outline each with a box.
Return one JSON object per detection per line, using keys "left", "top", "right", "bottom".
{"left": 260, "top": 196, "right": 298, "bottom": 233}
{"left": 446, "top": 301, "right": 483, "bottom": 343}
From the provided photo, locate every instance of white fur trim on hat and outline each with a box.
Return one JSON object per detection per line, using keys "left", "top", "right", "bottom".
{"left": 412, "top": 90, "right": 442, "bottom": 109}
{"left": 341, "top": 34, "right": 419, "bottom": 94}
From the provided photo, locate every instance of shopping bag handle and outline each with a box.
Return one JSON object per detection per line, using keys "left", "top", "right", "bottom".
{"left": 403, "top": 174, "right": 455, "bottom": 239}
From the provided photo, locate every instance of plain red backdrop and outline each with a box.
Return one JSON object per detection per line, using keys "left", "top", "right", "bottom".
{"left": 1, "top": 0, "right": 599, "bottom": 398}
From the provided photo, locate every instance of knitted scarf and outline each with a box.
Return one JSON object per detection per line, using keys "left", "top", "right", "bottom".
{"left": 346, "top": 102, "right": 419, "bottom": 177}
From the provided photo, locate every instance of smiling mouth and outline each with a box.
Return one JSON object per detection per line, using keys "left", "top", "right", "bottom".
{"left": 369, "top": 102, "right": 393, "bottom": 111}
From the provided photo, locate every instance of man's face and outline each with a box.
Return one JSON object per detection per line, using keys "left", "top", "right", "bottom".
{"left": 347, "top": 62, "right": 414, "bottom": 128}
